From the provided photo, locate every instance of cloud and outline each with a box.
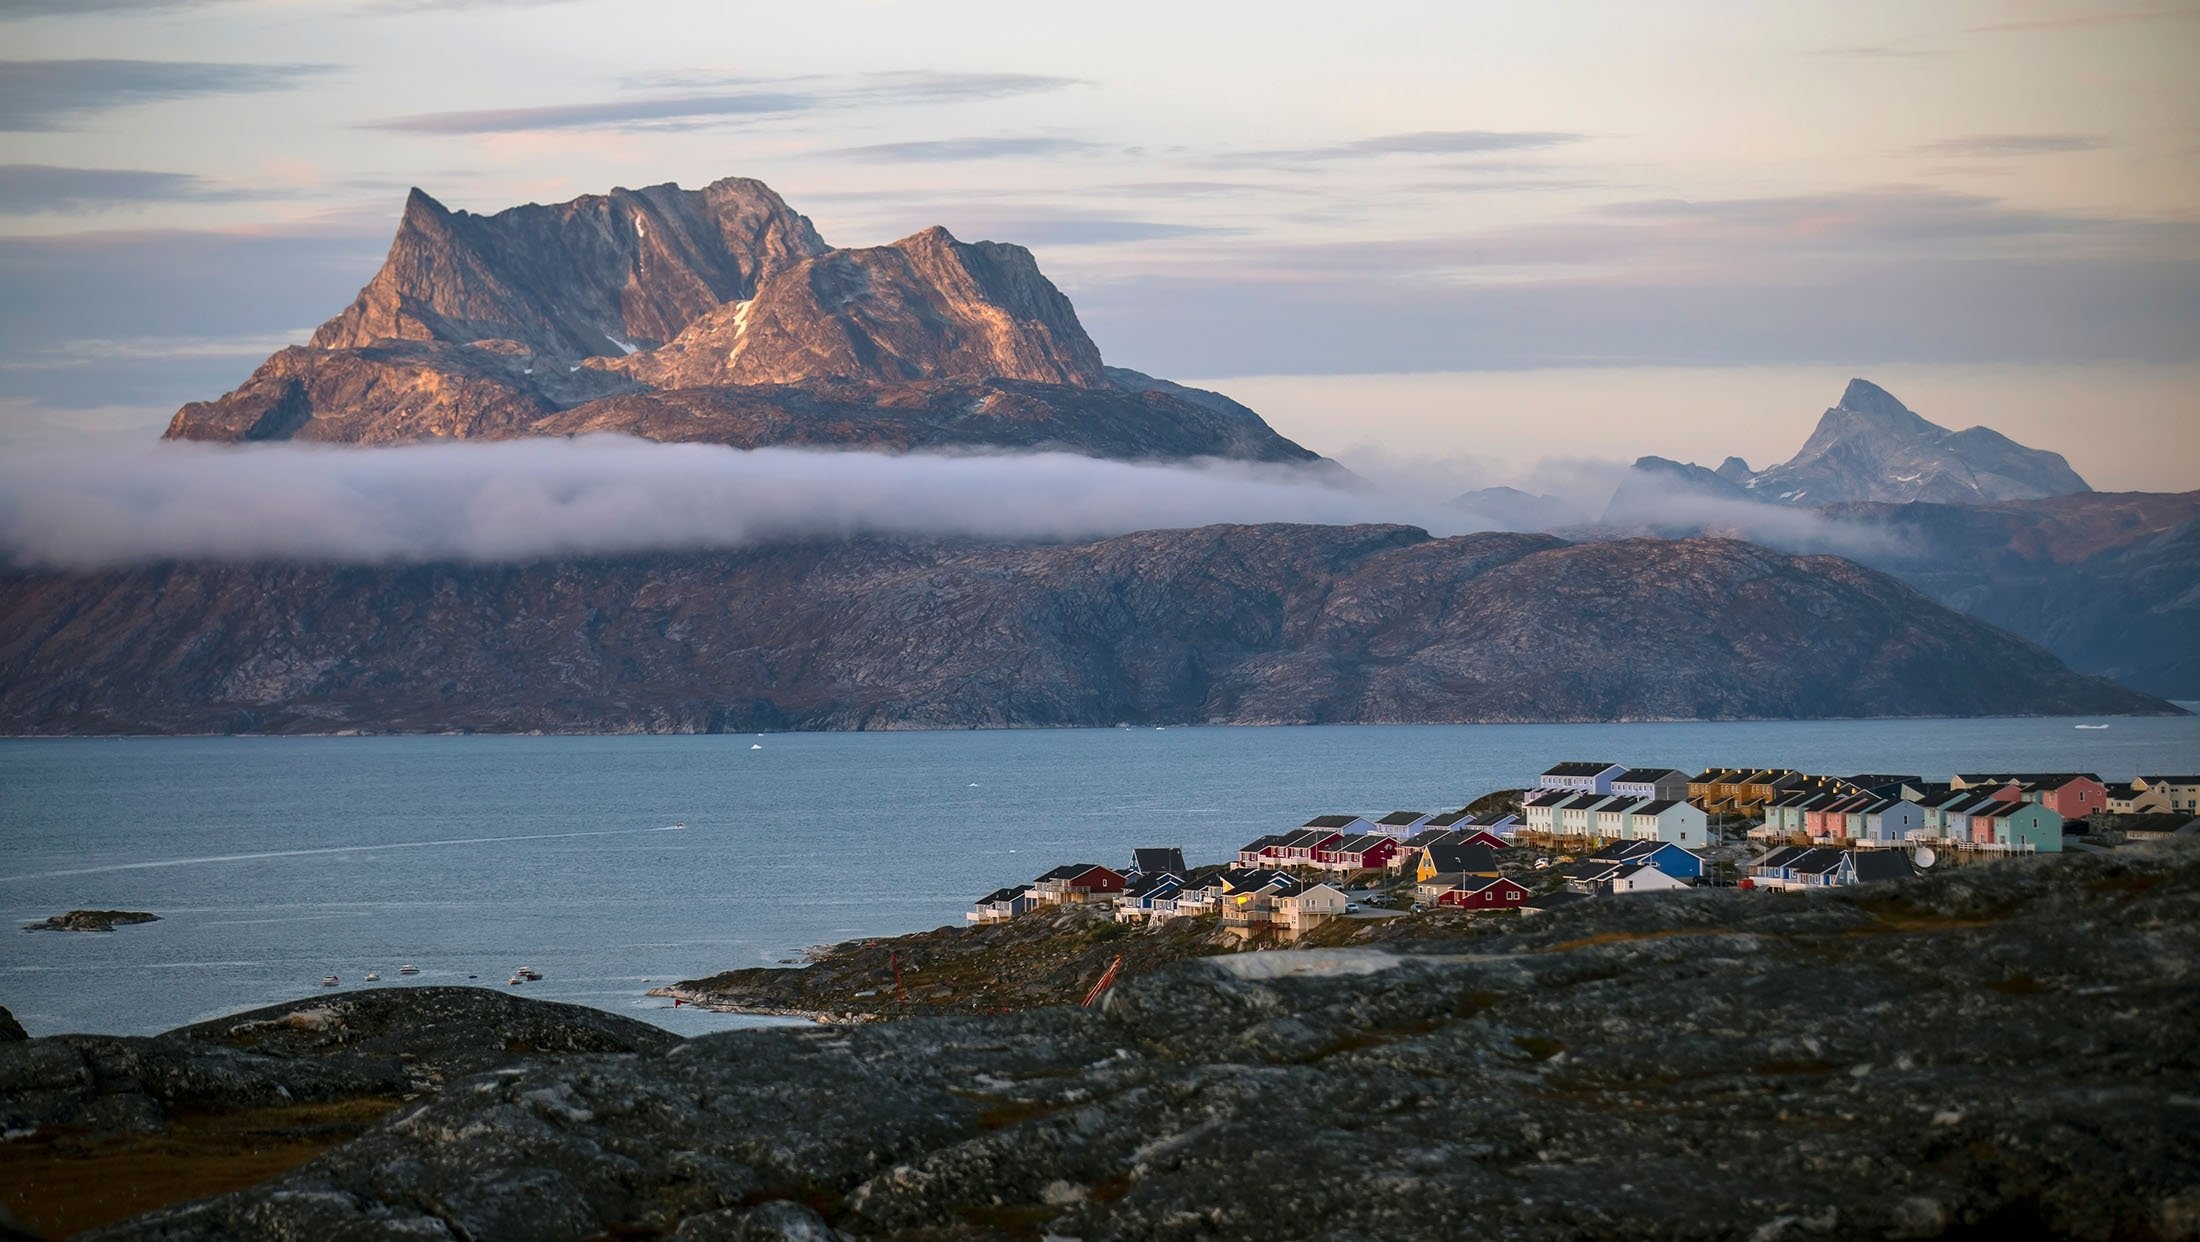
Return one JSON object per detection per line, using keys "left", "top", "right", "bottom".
{"left": 1971, "top": 7, "right": 2200, "bottom": 32}
{"left": 0, "top": 164, "right": 271, "bottom": 214}
{"left": 0, "top": 58, "right": 333, "bottom": 130}
{"left": 0, "top": 0, "right": 223, "bottom": 12}
{"left": 1913, "top": 133, "right": 2107, "bottom": 156}
{"left": 367, "top": 71, "right": 1080, "bottom": 135}
{"left": 1812, "top": 44, "right": 1944, "bottom": 58}
{"left": 822, "top": 136, "right": 1109, "bottom": 162}
{"left": 0, "top": 439, "right": 1489, "bottom": 569}
{"left": 1221, "top": 130, "right": 1585, "bottom": 165}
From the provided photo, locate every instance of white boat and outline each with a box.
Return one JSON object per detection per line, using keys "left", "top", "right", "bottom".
{"left": 363, "top": 972, "right": 381, "bottom": 982}
{"left": 2074, "top": 723, "right": 2110, "bottom": 730}
{"left": 320, "top": 974, "right": 338, "bottom": 986}
{"left": 508, "top": 975, "right": 523, "bottom": 985}
{"left": 515, "top": 966, "right": 543, "bottom": 981}
{"left": 398, "top": 964, "right": 420, "bottom": 975}
{"left": 750, "top": 743, "right": 763, "bottom": 750}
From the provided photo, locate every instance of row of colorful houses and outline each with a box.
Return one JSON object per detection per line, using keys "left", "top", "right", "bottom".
{"left": 1518, "top": 790, "right": 1711, "bottom": 848}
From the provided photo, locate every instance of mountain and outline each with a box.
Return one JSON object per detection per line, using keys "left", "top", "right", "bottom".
{"left": 1741, "top": 378, "right": 2091, "bottom": 506}
{"left": 1830, "top": 490, "right": 2200, "bottom": 698}
{"left": 164, "top": 176, "right": 1317, "bottom": 465}
{"left": 1446, "top": 486, "right": 1580, "bottom": 532}
{"left": 0, "top": 525, "right": 2171, "bottom": 736}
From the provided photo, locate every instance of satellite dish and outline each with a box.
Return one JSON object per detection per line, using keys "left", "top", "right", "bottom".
{"left": 1912, "top": 846, "right": 1938, "bottom": 869}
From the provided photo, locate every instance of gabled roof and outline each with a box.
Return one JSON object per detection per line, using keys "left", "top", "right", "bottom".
{"left": 1330, "top": 833, "right": 1394, "bottom": 855}
{"left": 1130, "top": 848, "right": 1187, "bottom": 876}
{"left": 1454, "top": 875, "right": 1522, "bottom": 895}
{"left": 1238, "top": 834, "right": 1286, "bottom": 852}
{"left": 1522, "top": 789, "right": 1573, "bottom": 808}
{"left": 1958, "top": 772, "right": 2101, "bottom": 787}
{"left": 1543, "top": 761, "right": 1623, "bottom": 778}
{"left": 1630, "top": 799, "right": 1685, "bottom": 816}
{"left": 1560, "top": 859, "right": 1623, "bottom": 881}
{"left": 1593, "top": 798, "right": 1645, "bottom": 817}
{"left": 1786, "top": 848, "right": 1850, "bottom": 875}
{"left": 1279, "top": 827, "right": 1344, "bottom": 849}
{"left": 1424, "top": 810, "right": 1476, "bottom": 828}
{"left": 1614, "top": 767, "right": 1686, "bottom": 785}
{"left": 1558, "top": 793, "right": 1612, "bottom": 812}
{"left": 2141, "top": 775, "right": 2200, "bottom": 784}
{"left": 975, "top": 885, "right": 1031, "bottom": 905}
{"left": 1375, "top": 811, "right": 1429, "bottom": 826}
{"left": 1756, "top": 845, "right": 1806, "bottom": 868}
{"left": 1850, "top": 851, "right": 1914, "bottom": 884}
{"left": 1522, "top": 890, "right": 1591, "bottom": 911}
{"left": 1303, "top": 814, "right": 1364, "bottom": 829}
{"left": 1422, "top": 843, "right": 1497, "bottom": 875}
{"left": 1036, "top": 863, "right": 1103, "bottom": 882}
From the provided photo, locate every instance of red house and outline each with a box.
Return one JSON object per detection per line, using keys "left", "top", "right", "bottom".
{"left": 1316, "top": 833, "right": 1400, "bottom": 872}
{"left": 1436, "top": 876, "right": 1530, "bottom": 910}
{"left": 1961, "top": 773, "right": 2107, "bottom": 821}
{"left": 1033, "top": 863, "right": 1126, "bottom": 903}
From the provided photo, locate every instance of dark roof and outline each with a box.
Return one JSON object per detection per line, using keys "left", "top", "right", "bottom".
{"left": 1238, "top": 834, "right": 1286, "bottom": 852}
{"left": 1280, "top": 827, "right": 1343, "bottom": 848}
{"left": 1130, "top": 848, "right": 1187, "bottom": 875}
{"left": 2115, "top": 813, "right": 2200, "bottom": 834}
{"left": 1558, "top": 793, "right": 1611, "bottom": 811}
{"left": 1523, "top": 789, "right": 1573, "bottom": 807}
{"left": 1375, "top": 811, "right": 1429, "bottom": 825}
{"left": 1614, "top": 768, "right": 1686, "bottom": 785}
{"left": 1423, "top": 843, "right": 1498, "bottom": 874}
{"left": 1543, "top": 761, "right": 1623, "bottom": 778}
{"left": 975, "top": 886, "right": 1030, "bottom": 905}
{"left": 1036, "top": 863, "right": 1102, "bottom": 882}
{"left": 1424, "top": 810, "right": 1475, "bottom": 828}
{"left": 1631, "top": 799, "right": 1684, "bottom": 815}
{"left": 1847, "top": 774, "right": 1923, "bottom": 789}
{"left": 1957, "top": 772, "right": 2100, "bottom": 788}
{"left": 2142, "top": 775, "right": 2200, "bottom": 784}
{"left": 1850, "top": 851, "right": 1914, "bottom": 884}
{"left": 1332, "top": 833, "right": 1393, "bottom": 854}
{"left": 1560, "top": 860, "right": 1623, "bottom": 881}
{"left": 1756, "top": 846, "right": 1806, "bottom": 869}
{"left": 1787, "top": 848, "right": 1850, "bottom": 875}
{"left": 1304, "top": 814, "right": 1363, "bottom": 829}
{"left": 1523, "top": 890, "right": 1591, "bottom": 911}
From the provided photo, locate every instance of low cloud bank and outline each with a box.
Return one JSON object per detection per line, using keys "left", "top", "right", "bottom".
{"left": 0, "top": 438, "right": 1486, "bottom": 569}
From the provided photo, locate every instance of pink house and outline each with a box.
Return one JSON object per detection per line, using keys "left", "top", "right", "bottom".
{"left": 1960, "top": 773, "right": 2106, "bottom": 821}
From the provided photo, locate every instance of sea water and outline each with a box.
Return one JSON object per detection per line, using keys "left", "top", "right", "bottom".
{"left": 4, "top": 714, "right": 2195, "bottom": 1037}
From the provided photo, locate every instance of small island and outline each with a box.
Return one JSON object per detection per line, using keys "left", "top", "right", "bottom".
{"left": 24, "top": 909, "right": 160, "bottom": 933}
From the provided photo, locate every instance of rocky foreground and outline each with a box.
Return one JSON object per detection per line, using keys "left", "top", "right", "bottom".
{"left": 2, "top": 844, "right": 2194, "bottom": 1240}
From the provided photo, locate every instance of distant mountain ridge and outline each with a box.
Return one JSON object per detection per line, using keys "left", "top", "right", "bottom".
{"left": 165, "top": 177, "right": 1318, "bottom": 465}
{"left": 0, "top": 525, "right": 2172, "bottom": 735}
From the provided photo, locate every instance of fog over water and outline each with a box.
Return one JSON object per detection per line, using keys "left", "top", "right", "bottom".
{"left": 0, "top": 437, "right": 1902, "bottom": 569}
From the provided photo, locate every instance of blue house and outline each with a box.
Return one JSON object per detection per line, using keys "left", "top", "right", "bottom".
{"left": 1590, "top": 839, "right": 1703, "bottom": 880}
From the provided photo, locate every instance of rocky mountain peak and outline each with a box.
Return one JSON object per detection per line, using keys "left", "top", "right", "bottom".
{"left": 1740, "top": 379, "right": 2090, "bottom": 507}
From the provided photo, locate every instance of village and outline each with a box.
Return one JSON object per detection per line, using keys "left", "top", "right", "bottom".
{"left": 967, "top": 763, "right": 2200, "bottom": 938}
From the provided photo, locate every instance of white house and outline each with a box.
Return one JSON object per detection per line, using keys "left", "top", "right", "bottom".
{"left": 1612, "top": 865, "right": 1689, "bottom": 894}
{"left": 1594, "top": 799, "right": 1641, "bottom": 840}
{"left": 1540, "top": 762, "right": 1626, "bottom": 794}
{"left": 1611, "top": 768, "right": 1692, "bottom": 801}
{"left": 1558, "top": 794, "right": 1620, "bottom": 839}
{"left": 1521, "top": 789, "right": 1571, "bottom": 835}
{"left": 1857, "top": 798, "right": 1924, "bottom": 846}
{"left": 1275, "top": 883, "right": 1349, "bottom": 932}
{"left": 1624, "top": 799, "right": 1708, "bottom": 848}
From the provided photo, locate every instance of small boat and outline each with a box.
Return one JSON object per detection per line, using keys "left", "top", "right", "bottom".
{"left": 750, "top": 743, "right": 763, "bottom": 750}
{"left": 508, "top": 975, "right": 523, "bottom": 985}
{"left": 515, "top": 966, "right": 543, "bottom": 981}
{"left": 398, "top": 964, "right": 420, "bottom": 975}
{"left": 2074, "top": 723, "right": 2110, "bottom": 730}
{"left": 320, "top": 975, "right": 338, "bottom": 987}
{"left": 363, "top": 972, "right": 381, "bottom": 982}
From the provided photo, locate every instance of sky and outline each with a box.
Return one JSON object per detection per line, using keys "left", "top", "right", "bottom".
{"left": 1, "top": 0, "right": 2195, "bottom": 490}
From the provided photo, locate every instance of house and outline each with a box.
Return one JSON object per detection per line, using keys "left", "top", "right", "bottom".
{"left": 1857, "top": 798, "right": 1925, "bottom": 846}
{"left": 1611, "top": 768, "right": 1692, "bottom": 801}
{"left": 1372, "top": 810, "right": 1434, "bottom": 837}
{"left": 2136, "top": 776, "right": 2200, "bottom": 814}
{"left": 1971, "top": 801, "right": 2065, "bottom": 852}
{"left": 1612, "top": 865, "right": 1688, "bottom": 894}
{"left": 1422, "top": 809, "right": 1477, "bottom": 831}
{"left": 2116, "top": 813, "right": 2200, "bottom": 841}
{"left": 1275, "top": 882, "right": 1349, "bottom": 931}
{"left": 1301, "top": 813, "right": 1376, "bottom": 839}
{"left": 1760, "top": 789, "right": 1818, "bottom": 836}
{"left": 1031, "top": 863, "right": 1127, "bottom": 904}
{"left": 1688, "top": 767, "right": 1807, "bottom": 815}
{"left": 1593, "top": 799, "right": 1641, "bottom": 841}
{"left": 1953, "top": 772, "right": 2107, "bottom": 820}
{"left": 1236, "top": 835, "right": 1286, "bottom": 866}
{"left": 1520, "top": 789, "right": 1573, "bottom": 836}
{"left": 1557, "top": 793, "right": 1620, "bottom": 839}
{"left": 1222, "top": 868, "right": 1300, "bottom": 895}
{"left": 1129, "top": 847, "right": 1187, "bottom": 878}
{"left": 967, "top": 885, "right": 1036, "bottom": 924}
{"left": 1435, "top": 875, "right": 1531, "bottom": 911}
{"left": 1806, "top": 793, "right": 1877, "bottom": 842}
{"left": 1222, "top": 874, "right": 1304, "bottom": 931}
{"left": 1850, "top": 851, "right": 1916, "bottom": 885}
{"left": 1539, "top": 761, "right": 1626, "bottom": 794}
{"left": 1847, "top": 774, "right": 1927, "bottom": 799}
{"left": 1590, "top": 839, "right": 1704, "bottom": 880}
{"left": 1750, "top": 847, "right": 1910, "bottom": 890}
{"left": 1519, "top": 890, "right": 1592, "bottom": 916}
{"left": 2104, "top": 783, "right": 2170, "bottom": 815}
{"left": 1560, "top": 859, "right": 1626, "bottom": 894}
{"left": 1624, "top": 799, "right": 1709, "bottom": 848}
{"left": 1918, "top": 789, "right": 1998, "bottom": 843}
{"left": 1318, "top": 832, "right": 1401, "bottom": 873}
{"left": 1114, "top": 873, "right": 1185, "bottom": 922}
{"left": 1273, "top": 826, "right": 1348, "bottom": 865}
{"left": 1415, "top": 842, "right": 1499, "bottom": 882}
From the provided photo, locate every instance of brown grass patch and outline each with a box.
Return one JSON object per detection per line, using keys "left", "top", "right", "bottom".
{"left": 0, "top": 1096, "right": 402, "bottom": 1239}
